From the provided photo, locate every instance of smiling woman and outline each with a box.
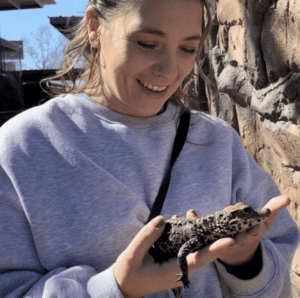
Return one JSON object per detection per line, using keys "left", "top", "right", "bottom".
{"left": 42, "top": 0, "right": 212, "bottom": 117}
{"left": 0, "top": 0, "right": 298, "bottom": 298}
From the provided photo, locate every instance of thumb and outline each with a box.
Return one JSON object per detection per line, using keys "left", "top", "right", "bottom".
{"left": 264, "top": 195, "right": 290, "bottom": 228}
{"left": 125, "top": 216, "right": 166, "bottom": 264}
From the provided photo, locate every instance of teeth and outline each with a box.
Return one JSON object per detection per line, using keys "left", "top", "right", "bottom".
{"left": 158, "top": 86, "right": 166, "bottom": 91}
{"left": 139, "top": 80, "right": 167, "bottom": 92}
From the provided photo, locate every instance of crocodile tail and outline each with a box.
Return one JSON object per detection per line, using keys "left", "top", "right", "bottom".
{"left": 172, "top": 287, "right": 182, "bottom": 298}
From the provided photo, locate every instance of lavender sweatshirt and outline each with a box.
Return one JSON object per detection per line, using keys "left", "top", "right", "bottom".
{"left": 0, "top": 93, "right": 298, "bottom": 297}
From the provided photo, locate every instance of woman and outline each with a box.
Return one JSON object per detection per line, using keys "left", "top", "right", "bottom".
{"left": 0, "top": 0, "right": 298, "bottom": 297}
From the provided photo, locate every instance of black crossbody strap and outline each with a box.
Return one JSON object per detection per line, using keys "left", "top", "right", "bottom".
{"left": 146, "top": 111, "right": 191, "bottom": 224}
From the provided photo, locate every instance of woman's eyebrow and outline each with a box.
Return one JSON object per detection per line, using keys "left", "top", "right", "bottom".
{"left": 136, "top": 27, "right": 201, "bottom": 41}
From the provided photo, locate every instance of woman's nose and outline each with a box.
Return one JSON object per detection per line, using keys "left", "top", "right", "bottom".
{"left": 152, "top": 51, "right": 178, "bottom": 81}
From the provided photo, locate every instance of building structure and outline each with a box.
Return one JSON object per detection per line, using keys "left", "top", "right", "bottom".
{"left": 0, "top": 0, "right": 56, "bottom": 125}
{"left": 0, "top": 0, "right": 55, "bottom": 11}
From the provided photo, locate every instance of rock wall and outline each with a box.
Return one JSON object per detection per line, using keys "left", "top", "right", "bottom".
{"left": 203, "top": 0, "right": 300, "bottom": 290}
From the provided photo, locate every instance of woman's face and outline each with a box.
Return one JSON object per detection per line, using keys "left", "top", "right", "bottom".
{"left": 96, "top": 0, "right": 203, "bottom": 117}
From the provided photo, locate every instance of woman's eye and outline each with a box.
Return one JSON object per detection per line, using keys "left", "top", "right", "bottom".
{"left": 137, "top": 42, "right": 196, "bottom": 55}
{"left": 138, "top": 42, "right": 156, "bottom": 49}
{"left": 181, "top": 48, "right": 196, "bottom": 54}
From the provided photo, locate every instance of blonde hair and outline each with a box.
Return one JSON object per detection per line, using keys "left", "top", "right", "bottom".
{"left": 41, "top": 0, "right": 212, "bottom": 111}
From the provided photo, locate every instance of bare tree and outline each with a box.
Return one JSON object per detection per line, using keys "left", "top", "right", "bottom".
{"left": 22, "top": 25, "right": 68, "bottom": 70}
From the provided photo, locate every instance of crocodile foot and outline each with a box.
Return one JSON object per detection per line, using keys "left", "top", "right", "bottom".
{"left": 176, "top": 273, "right": 190, "bottom": 289}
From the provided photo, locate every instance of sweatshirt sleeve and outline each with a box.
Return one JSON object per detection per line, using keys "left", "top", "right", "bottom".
{"left": 214, "top": 126, "right": 300, "bottom": 297}
{"left": 0, "top": 164, "right": 124, "bottom": 298}
{"left": 0, "top": 199, "right": 124, "bottom": 298}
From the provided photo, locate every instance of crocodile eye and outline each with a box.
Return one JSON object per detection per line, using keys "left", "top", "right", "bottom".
{"left": 244, "top": 207, "right": 253, "bottom": 213}
{"left": 231, "top": 210, "right": 239, "bottom": 217}
{"left": 230, "top": 220, "right": 238, "bottom": 225}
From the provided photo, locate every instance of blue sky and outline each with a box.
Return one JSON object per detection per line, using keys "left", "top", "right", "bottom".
{"left": 0, "top": 0, "right": 88, "bottom": 69}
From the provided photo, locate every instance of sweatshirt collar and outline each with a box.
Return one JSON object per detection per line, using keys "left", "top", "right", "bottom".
{"left": 76, "top": 92, "right": 180, "bottom": 129}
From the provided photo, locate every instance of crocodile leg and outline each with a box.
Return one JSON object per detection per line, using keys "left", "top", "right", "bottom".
{"left": 176, "top": 237, "right": 203, "bottom": 289}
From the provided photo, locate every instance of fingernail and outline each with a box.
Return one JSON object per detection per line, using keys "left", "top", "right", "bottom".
{"left": 152, "top": 216, "right": 165, "bottom": 228}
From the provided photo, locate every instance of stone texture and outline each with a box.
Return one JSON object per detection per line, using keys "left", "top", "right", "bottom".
{"left": 217, "top": 0, "right": 243, "bottom": 24}
{"left": 262, "top": 0, "right": 300, "bottom": 83}
{"left": 251, "top": 73, "right": 300, "bottom": 123}
{"left": 204, "top": 0, "right": 300, "bottom": 293}
{"left": 208, "top": 46, "right": 300, "bottom": 205}
{"left": 227, "top": 25, "right": 244, "bottom": 65}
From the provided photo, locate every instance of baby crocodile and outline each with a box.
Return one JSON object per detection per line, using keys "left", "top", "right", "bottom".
{"left": 148, "top": 202, "right": 271, "bottom": 293}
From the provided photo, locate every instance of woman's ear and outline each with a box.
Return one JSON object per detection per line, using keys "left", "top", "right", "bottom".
{"left": 86, "top": 8, "right": 101, "bottom": 49}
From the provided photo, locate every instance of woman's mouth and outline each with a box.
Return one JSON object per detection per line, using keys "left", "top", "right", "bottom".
{"left": 137, "top": 79, "right": 168, "bottom": 93}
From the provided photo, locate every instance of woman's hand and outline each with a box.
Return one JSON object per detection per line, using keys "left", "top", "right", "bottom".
{"left": 114, "top": 196, "right": 290, "bottom": 297}
{"left": 204, "top": 195, "right": 291, "bottom": 267}
{"left": 114, "top": 212, "right": 240, "bottom": 298}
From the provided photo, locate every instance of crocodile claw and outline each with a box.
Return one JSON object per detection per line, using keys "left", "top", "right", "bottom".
{"left": 176, "top": 273, "right": 190, "bottom": 289}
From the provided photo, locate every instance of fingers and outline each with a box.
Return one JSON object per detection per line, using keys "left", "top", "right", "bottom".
{"left": 264, "top": 195, "right": 290, "bottom": 215}
{"left": 209, "top": 237, "right": 236, "bottom": 251}
{"left": 187, "top": 197, "right": 290, "bottom": 270}
{"left": 171, "top": 209, "right": 199, "bottom": 219}
{"left": 190, "top": 237, "right": 236, "bottom": 268}
{"left": 193, "top": 225, "right": 263, "bottom": 268}
{"left": 246, "top": 223, "right": 261, "bottom": 237}
{"left": 124, "top": 216, "right": 166, "bottom": 265}
{"left": 234, "top": 224, "right": 262, "bottom": 246}
{"left": 186, "top": 209, "right": 199, "bottom": 218}
{"left": 208, "top": 231, "right": 261, "bottom": 266}
{"left": 263, "top": 196, "right": 290, "bottom": 228}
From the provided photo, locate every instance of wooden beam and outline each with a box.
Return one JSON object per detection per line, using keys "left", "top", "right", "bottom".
{"left": 34, "top": 0, "right": 44, "bottom": 8}
{"left": 8, "top": 0, "right": 21, "bottom": 9}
